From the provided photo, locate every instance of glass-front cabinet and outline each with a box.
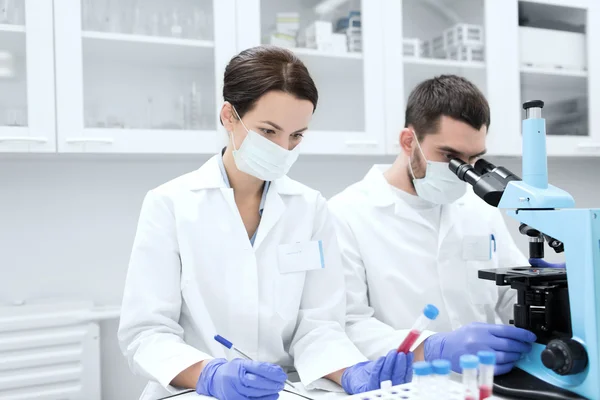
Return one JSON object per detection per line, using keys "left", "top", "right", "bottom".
{"left": 518, "top": 0, "right": 600, "bottom": 156}
{"left": 0, "top": 0, "right": 56, "bottom": 152}
{"left": 235, "top": 0, "right": 387, "bottom": 155}
{"left": 53, "top": 0, "right": 236, "bottom": 153}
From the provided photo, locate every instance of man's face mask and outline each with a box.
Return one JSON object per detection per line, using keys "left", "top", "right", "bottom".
{"left": 408, "top": 130, "right": 467, "bottom": 204}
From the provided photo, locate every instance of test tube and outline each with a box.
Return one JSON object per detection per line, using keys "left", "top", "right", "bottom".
{"left": 412, "top": 361, "right": 433, "bottom": 399}
{"left": 397, "top": 304, "right": 439, "bottom": 353}
{"left": 432, "top": 359, "right": 451, "bottom": 398}
{"left": 477, "top": 351, "right": 495, "bottom": 400}
{"left": 460, "top": 354, "right": 479, "bottom": 400}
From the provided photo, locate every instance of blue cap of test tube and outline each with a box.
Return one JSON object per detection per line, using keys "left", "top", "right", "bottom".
{"left": 432, "top": 359, "right": 451, "bottom": 375}
{"left": 423, "top": 304, "right": 439, "bottom": 320}
{"left": 477, "top": 350, "right": 496, "bottom": 365}
{"left": 413, "top": 361, "right": 433, "bottom": 376}
{"left": 460, "top": 354, "right": 479, "bottom": 370}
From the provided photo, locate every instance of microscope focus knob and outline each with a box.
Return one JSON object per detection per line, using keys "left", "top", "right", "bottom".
{"left": 541, "top": 339, "right": 588, "bottom": 375}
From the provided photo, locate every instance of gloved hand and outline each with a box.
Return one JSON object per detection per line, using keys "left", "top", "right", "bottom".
{"left": 529, "top": 258, "right": 566, "bottom": 269}
{"left": 423, "top": 322, "right": 536, "bottom": 375}
{"left": 341, "top": 349, "right": 414, "bottom": 395}
{"left": 196, "top": 358, "right": 286, "bottom": 400}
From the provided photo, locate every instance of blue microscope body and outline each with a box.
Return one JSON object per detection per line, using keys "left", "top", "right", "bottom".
{"left": 449, "top": 100, "right": 600, "bottom": 399}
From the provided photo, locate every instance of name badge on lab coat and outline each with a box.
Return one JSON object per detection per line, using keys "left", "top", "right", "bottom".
{"left": 277, "top": 240, "right": 325, "bottom": 274}
{"left": 462, "top": 235, "right": 495, "bottom": 261}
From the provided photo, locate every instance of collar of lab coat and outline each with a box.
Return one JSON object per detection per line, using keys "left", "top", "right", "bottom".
{"left": 363, "top": 164, "right": 397, "bottom": 207}
{"left": 188, "top": 155, "right": 305, "bottom": 195}
{"left": 363, "top": 164, "right": 463, "bottom": 242}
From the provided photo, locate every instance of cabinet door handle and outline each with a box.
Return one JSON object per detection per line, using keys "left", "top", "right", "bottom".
{"left": 577, "top": 142, "right": 600, "bottom": 149}
{"left": 344, "top": 139, "right": 379, "bottom": 147}
{"left": 65, "top": 137, "right": 114, "bottom": 144}
{"left": 0, "top": 136, "right": 48, "bottom": 144}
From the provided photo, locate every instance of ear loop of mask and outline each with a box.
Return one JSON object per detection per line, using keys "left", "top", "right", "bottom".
{"left": 230, "top": 104, "right": 249, "bottom": 152}
{"left": 408, "top": 129, "right": 427, "bottom": 179}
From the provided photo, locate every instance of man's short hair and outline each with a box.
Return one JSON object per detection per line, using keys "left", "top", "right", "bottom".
{"left": 405, "top": 74, "right": 490, "bottom": 140}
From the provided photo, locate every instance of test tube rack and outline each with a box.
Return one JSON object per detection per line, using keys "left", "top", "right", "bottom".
{"left": 345, "top": 380, "right": 474, "bottom": 400}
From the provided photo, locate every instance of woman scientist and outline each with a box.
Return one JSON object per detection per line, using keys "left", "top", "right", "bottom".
{"left": 118, "top": 45, "right": 413, "bottom": 400}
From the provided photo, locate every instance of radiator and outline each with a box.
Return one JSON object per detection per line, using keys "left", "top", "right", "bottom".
{"left": 0, "top": 301, "right": 102, "bottom": 400}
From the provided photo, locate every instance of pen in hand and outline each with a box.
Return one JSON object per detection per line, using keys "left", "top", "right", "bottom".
{"left": 214, "top": 334, "right": 297, "bottom": 390}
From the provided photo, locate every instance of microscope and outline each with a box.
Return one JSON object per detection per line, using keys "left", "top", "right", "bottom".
{"left": 448, "top": 100, "right": 599, "bottom": 400}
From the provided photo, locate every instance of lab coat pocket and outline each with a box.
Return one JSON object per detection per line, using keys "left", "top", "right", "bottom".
{"left": 275, "top": 241, "right": 322, "bottom": 319}
{"left": 275, "top": 271, "right": 306, "bottom": 320}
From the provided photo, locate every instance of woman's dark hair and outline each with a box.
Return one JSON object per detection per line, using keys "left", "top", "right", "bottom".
{"left": 222, "top": 45, "right": 318, "bottom": 123}
{"left": 405, "top": 74, "right": 490, "bottom": 140}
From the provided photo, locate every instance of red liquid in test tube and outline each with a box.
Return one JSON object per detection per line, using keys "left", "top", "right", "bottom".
{"left": 479, "top": 385, "right": 492, "bottom": 399}
{"left": 396, "top": 304, "right": 439, "bottom": 353}
{"left": 397, "top": 329, "right": 420, "bottom": 353}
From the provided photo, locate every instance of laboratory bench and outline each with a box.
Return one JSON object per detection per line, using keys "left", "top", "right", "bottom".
{"left": 170, "top": 376, "right": 511, "bottom": 400}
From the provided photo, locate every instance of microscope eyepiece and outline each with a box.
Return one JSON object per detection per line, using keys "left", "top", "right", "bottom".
{"left": 474, "top": 159, "right": 497, "bottom": 175}
{"left": 449, "top": 158, "right": 481, "bottom": 186}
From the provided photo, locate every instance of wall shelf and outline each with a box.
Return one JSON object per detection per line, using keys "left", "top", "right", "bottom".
{"left": 521, "top": 67, "right": 588, "bottom": 90}
{"left": 81, "top": 31, "right": 215, "bottom": 68}
{"left": 403, "top": 57, "right": 486, "bottom": 69}
{"left": 293, "top": 47, "right": 363, "bottom": 60}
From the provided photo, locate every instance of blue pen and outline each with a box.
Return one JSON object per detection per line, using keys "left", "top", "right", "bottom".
{"left": 214, "top": 334, "right": 297, "bottom": 390}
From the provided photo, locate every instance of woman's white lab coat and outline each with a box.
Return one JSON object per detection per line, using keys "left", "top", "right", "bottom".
{"left": 328, "top": 165, "right": 529, "bottom": 360}
{"left": 118, "top": 155, "right": 366, "bottom": 400}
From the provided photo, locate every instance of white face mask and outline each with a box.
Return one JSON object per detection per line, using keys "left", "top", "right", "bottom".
{"left": 408, "top": 130, "right": 467, "bottom": 205}
{"left": 229, "top": 106, "right": 299, "bottom": 181}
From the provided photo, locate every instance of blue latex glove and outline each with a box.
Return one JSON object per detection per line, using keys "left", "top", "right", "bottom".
{"left": 196, "top": 358, "right": 286, "bottom": 400}
{"left": 529, "top": 258, "right": 566, "bottom": 269}
{"left": 342, "top": 350, "right": 414, "bottom": 395}
{"left": 423, "top": 322, "right": 537, "bottom": 375}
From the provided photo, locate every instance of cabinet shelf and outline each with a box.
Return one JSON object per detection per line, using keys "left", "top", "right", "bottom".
{"left": 403, "top": 57, "right": 486, "bottom": 69}
{"left": 520, "top": 65, "right": 587, "bottom": 78}
{"left": 0, "top": 24, "right": 26, "bottom": 55}
{"left": 293, "top": 47, "right": 363, "bottom": 60}
{"left": 61, "top": 128, "right": 219, "bottom": 154}
{"left": 81, "top": 31, "right": 215, "bottom": 68}
{"left": 521, "top": 67, "right": 587, "bottom": 90}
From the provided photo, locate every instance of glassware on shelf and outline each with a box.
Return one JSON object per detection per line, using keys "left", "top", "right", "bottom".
{"left": 176, "top": 95, "right": 187, "bottom": 130}
{"left": 132, "top": 5, "right": 146, "bottom": 35}
{"left": 5, "top": 108, "right": 25, "bottom": 127}
{"left": 189, "top": 81, "right": 201, "bottom": 130}
{"left": 171, "top": 10, "right": 182, "bottom": 38}
{"left": 148, "top": 12, "right": 160, "bottom": 36}
{"left": 192, "top": 8, "right": 207, "bottom": 39}
{"left": 145, "top": 96, "right": 154, "bottom": 129}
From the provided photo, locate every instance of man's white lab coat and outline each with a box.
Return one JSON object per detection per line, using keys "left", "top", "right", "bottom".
{"left": 328, "top": 165, "right": 528, "bottom": 359}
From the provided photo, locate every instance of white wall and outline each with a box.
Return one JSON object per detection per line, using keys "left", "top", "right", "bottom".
{"left": 1, "top": 154, "right": 600, "bottom": 399}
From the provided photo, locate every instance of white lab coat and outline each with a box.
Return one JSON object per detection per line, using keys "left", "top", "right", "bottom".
{"left": 118, "top": 155, "right": 366, "bottom": 400}
{"left": 328, "top": 165, "right": 529, "bottom": 360}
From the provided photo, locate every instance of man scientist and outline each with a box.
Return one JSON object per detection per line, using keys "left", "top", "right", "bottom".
{"left": 329, "top": 75, "right": 544, "bottom": 374}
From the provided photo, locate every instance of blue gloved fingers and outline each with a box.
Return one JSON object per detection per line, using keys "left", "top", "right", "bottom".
{"left": 494, "top": 362, "right": 515, "bottom": 376}
{"left": 238, "top": 373, "right": 285, "bottom": 394}
{"left": 405, "top": 353, "right": 414, "bottom": 383}
{"left": 488, "top": 337, "right": 533, "bottom": 354}
{"left": 235, "top": 372, "right": 284, "bottom": 397}
{"left": 242, "top": 361, "right": 288, "bottom": 383}
{"left": 379, "top": 349, "right": 398, "bottom": 383}
{"left": 367, "top": 356, "right": 387, "bottom": 392}
{"left": 495, "top": 351, "right": 522, "bottom": 365}
{"left": 487, "top": 325, "right": 537, "bottom": 343}
{"left": 391, "top": 352, "right": 412, "bottom": 386}
{"left": 529, "top": 258, "right": 566, "bottom": 269}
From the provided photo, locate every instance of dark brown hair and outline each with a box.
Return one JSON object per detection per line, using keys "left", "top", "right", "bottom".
{"left": 222, "top": 45, "right": 318, "bottom": 123}
{"left": 405, "top": 75, "right": 490, "bottom": 140}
